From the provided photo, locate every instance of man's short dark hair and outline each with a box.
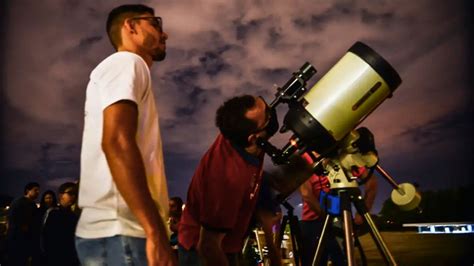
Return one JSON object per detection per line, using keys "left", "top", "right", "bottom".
{"left": 106, "top": 4, "right": 155, "bottom": 50}
{"left": 58, "top": 182, "right": 78, "bottom": 196}
{"left": 215, "top": 95, "right": 259, "bottom": 147}
{"left": 24, "top": 182, "right": 40, "bottom": 195}
{"left": 170, "top": 196, "right": 183, "bottom": 207}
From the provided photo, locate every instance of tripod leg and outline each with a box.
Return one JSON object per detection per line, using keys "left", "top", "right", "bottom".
{"left": 289, "top": 215, "right": 303, "bottom": 266}
{"left": 312, "top": 214, "right": 331, "bottom": 266}
{"left": 364, "top": 212, "right": 397, "bottom": 265}
{"left": 340, "top": 191, "right": 356, "bottom": 266}
{"left": 354, "top": 235, "right": 367, "bottom": 266}
{"left": 353, "top": 194, "right": 397, "bottom": 265}
{"left": 278, "top": 215, "right": 289, "bottom": 248}
{"left": 253, "top": 229, "right": 264, "bottom": 262}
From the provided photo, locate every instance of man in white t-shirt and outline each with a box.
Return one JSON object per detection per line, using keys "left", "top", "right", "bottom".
{"left": 75, "top": 4, "right": 176, "bottom": 266}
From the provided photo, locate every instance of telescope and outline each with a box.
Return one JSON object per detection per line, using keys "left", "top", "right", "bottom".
{"left": 260, "top": 42, "right": 421, "bottom": 266}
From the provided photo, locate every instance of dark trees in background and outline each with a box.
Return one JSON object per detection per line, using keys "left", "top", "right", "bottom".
{"left": 377, "top": 184, "right": 474, "bottom": 229}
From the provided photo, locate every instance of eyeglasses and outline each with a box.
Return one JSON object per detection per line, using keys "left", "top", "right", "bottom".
{"left": 60, "top": 190, "right": 75, "bottom": 196}
{"left": 130, "top": 16, "right": 163, "bottom": 31}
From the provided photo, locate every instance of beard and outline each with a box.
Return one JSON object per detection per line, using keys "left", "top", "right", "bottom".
{"left": 143, "top": 34, "right": 166, "bottom": 61}
{"left": 152, "top": 49, "right": 166, "bottom": 61}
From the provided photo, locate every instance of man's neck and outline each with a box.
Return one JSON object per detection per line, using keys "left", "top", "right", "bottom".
{"left": 24, "top": 195, "right": 34, "bottom": 201}
{"left": 117, "top": 47, "right": 153, "bottom": 68}
{"left": 244, "top": 145, "right": 261, "bottom": 157}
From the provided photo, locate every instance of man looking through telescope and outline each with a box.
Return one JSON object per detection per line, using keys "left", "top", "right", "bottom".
{"left": 178, "top": 95, "right": 278, "bottom": 266}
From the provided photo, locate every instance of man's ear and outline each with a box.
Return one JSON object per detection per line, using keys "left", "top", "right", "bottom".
{"left": 247, "top": 134, "right": 257, "bottom": 145}
{"left": 124, "top": 18, "right": 137, "bottom": 34}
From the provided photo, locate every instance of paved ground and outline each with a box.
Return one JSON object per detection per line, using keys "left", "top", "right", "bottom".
{"left": 355, "top": 231, "right": 473, "bottom": 265}
{"left": 1, "top": 229, "right": 472, "bottom": 265}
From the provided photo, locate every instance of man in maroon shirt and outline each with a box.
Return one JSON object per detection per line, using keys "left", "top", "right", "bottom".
{"left": 178, "top": 95, "right": 273, "bottom": 265}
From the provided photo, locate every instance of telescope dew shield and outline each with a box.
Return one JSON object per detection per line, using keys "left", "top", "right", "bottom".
{"left": 284, "top": 42, "right": 402, "bottom": 154}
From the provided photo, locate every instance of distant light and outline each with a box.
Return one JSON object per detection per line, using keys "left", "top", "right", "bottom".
{"left": 404, "top": 222, "right": 474, "bottom": 234}
{"left": 297, "top": 203, "right": 303, "bottom": 208}
{"left": 5, "top": 206, "right": 9, "bottom": 210}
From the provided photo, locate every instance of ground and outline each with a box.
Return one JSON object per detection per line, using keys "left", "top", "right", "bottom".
{"left": 356, "top": 231, "right": 473, "bottom": 265}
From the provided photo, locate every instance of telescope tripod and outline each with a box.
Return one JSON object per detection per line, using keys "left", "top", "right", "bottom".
{"left": 313, "top": 187, "right": 397, "bottom": 266}
{"left": 278, "top": 200, "right": 303, "bottom": 266}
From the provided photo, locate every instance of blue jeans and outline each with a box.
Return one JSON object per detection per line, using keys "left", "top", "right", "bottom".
{"left": 75, "top": 235, "right": 147, "bottom": 266}
{"left": 178, "top": 245, "right": 201, "bottom": 266}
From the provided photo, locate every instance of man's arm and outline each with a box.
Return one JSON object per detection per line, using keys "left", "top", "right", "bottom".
{"left": 257, "top": 209, "right": 282, "bottom": 266}
{"left": 363, "top": 173, "right": 377, "bottom": 211}
{"left": 197, "top": 227, "right": 228, "bottom": 265}
{"left": 355, "top": 172, "right": 378, "bottom": 225}
{"left": 299, "top": 179, "right": 325, "bottom": 216}
{"left": 102, "top": 100, "right": 176, "bottom": 266}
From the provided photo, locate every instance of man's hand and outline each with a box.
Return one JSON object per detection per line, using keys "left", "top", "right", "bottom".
{"left": 257, "top": 210, "right": 282, "bottom": 266}
{"left": 354, "top": 213, "right": 364, "bottom": 225}
{"left": 146, "top": 234, "right": 177, "bottom": 266}
{"left": 197, "top": 227, "right": 228, "bottom": 266}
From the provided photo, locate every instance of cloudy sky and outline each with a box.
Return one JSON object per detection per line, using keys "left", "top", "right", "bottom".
{"left": 1, "top": 0, "right": 472, "bottom": 214}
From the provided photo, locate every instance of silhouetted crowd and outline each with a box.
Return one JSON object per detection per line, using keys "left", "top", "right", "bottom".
{"left": 3, "top": 181, "right": 186, "bottom": 266}
{"left": 4, "top": 182, "right": 80, "bottom": 266}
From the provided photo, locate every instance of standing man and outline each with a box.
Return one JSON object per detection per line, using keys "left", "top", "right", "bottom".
{"left": 178, "top": 95, "right": 277, "bottom": 266}
{"left": 299, "top": 168, "right": 345, "bottom": 266}
{"left": 6, "top": 182, "right": 41, "bottom": 266}
{"left": 42, "top": 182, "right": 80, "bottom": 266}
{"left": 75, "top": 4, "right": 176, "bottom": 266}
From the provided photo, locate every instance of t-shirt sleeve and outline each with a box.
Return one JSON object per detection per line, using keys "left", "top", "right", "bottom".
{"left": 94, "top": 54, "right": 149, "bottom": 110}
{"left": 198, "top": 162, "right": 247, "bottom": 232}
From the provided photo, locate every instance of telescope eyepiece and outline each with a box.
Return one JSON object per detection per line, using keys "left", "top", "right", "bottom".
{"left": 296, "top": 62, "right": 317, "bottom": 82}
{"left": 271, "top": 62, "right": 317, "bottom": 108}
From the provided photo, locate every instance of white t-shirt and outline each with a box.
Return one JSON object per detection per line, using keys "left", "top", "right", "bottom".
{"left": 76, "top": 51, "right": 169, "bottom": 238}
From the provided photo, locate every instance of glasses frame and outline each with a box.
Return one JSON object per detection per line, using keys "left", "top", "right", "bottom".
{"left": 129, "top": 16, "right": 163, "bottom": 32}
{"left": 60, "top": 190, "right": 75, "bottom": 196}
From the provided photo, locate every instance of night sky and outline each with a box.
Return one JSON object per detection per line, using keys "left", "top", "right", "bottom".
{"left": 1, "top": 0, "right": 473, "bottom": 215}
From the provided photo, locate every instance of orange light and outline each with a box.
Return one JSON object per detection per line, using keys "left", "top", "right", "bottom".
{"left": 290, "top": 138, "right": 297, "bottom": 147}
